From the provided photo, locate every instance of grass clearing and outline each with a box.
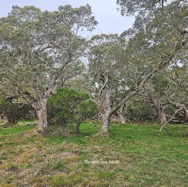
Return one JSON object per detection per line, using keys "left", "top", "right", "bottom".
{"left": 0, "top": 122, "right": 187, "bottom": 186}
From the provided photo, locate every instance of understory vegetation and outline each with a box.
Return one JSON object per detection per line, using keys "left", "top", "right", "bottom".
{"left": 0, "top": 122, "right": 188, "bottom": 187}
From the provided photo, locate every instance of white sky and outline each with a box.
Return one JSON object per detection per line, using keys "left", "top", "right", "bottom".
{"left": 0, "top": 0, "right": 134, "bottom": 37}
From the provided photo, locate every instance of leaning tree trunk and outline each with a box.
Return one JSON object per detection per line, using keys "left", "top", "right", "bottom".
{"left": 75, "top": 123, "right": 81, "bottom": 134}
{"left": 75, "top": 119, "right": 83, "bottom": 134}
{"left": 36, "top": 98, "right": 48, "bottom": 132}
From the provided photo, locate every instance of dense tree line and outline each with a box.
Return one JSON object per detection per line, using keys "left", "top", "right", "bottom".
{"left": 0, "top": 0, "right": 187, "bottom": 136}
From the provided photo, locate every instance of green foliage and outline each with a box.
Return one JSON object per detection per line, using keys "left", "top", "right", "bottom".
{"left": 0, "top": 100, "right": 33, "bottom": 125}
{"left": 0, "top": 5, "right": 97, "bottom": 131}
{"left": 125, "top": 99, "right": 154, "bottom": 122}
{"left": 117, "top": 0, "right": 167, "bottom": 15}
{"left": 0, "top": 2, "right": 187, "bottom": 132}
{"left": 47, "top": 88, "right": 98, "bottom": 133}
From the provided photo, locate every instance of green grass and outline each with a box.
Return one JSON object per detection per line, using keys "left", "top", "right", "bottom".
{"left": 0, "top": 122, "right": 187, "bottom": 186}
{"left": 0, "top": 125, "right": 35, "bottom": 135}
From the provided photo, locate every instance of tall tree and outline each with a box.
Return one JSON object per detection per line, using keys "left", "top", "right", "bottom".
{"left": 0, "top": 5, "right": 97, "bottom": 131}
{"left": 87, "top": 1, "right": 187, "bottom": 135}
{"left": 87, "top": 34, "right": 128, "bottom": 135}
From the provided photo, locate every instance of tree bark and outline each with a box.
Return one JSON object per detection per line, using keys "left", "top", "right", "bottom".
{"left": 75, "top": 119, "right": 83, "bottom": 134}
{"left": 158, "top": 108, "right": 182, "bottom": 135}
{"left": 100, "top": 90, "right": 111, "bottom": 136}
{"left": 156, "top": 107, "right": 167, "bottom": 124}
{"left": 184, "top": 109, "right": 188, "bottom": 122}
{"left": 101, "top": 111, "right": 110, "bottom": 136}
{"left": 36, "top": 98, "right": 48, "bottom": 132}
{"left": 144, "top": 86, "right": 167, "bottom": 125}
{"left": 118, "top": 104, "right": 126, "bottom": 124}
{"left": 75, "top": 123, "right": 81, "bottom": 134}
{"left": 1, "top": 114, "right": 8, "bottom": 124}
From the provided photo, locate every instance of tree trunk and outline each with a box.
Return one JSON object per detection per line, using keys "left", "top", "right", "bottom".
{"left": 101, "top": 111, "right": 110, "bottom": 136}
{"left": 118, "top": 104, "right": 126, "bottom": 124}
{"left": 75, "top": 120, "right": 83, "bottom": 134}
{"left": 36, "top": 98, "right": 48, "bottom": 132}
{"left": 100, "top": 90, "right": 111, "bottom": 136}
{"left": 75, "top": 123, "right": 81, "bottom": 134}
{"left": 184, "top": 109, "right": 188, "bottom": 122}
{"left": 99, "top": 89, "right": 112, "bottom": 136}
{"left": 157, "top": 109, "right": 167, "bottom": 124}
{"left": 1, "top": 114, "right": 8, "bottom": 124}
{"left": 157, "top": 110, "right": 168, "bottom": 135}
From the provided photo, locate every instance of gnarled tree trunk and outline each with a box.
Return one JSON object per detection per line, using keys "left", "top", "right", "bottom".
{"left": 157, "top": 109, "right": 167, "bottom": 124}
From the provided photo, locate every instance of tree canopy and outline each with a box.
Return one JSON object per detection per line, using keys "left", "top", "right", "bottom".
{"left": 0, "top": 1, "right": 187, "bottom": 135}
{"left": 0, "top": 5, "right": 97, "bottom": 131}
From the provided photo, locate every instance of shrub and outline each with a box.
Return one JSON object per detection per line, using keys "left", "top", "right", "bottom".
{"left": 125, "top": 99, "right": 155, "bottom": 123}
{"left": 0, "top": 100, "right": 33, "bottom": 125}
{"left": 47, "top": 88, "right": 98, "bottom": 133}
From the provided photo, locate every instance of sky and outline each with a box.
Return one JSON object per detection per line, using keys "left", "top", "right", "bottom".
{"left": 0, "top": 0, "right": 134, "bottom": 37}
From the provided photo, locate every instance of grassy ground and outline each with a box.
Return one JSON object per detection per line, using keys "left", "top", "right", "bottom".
{"left": 0, "top": 122, "right": 187, "bottom": 187}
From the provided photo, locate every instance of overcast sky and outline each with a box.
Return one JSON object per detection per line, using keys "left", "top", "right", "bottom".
{"left": 0, "top": 0, "right": 134, "bottom": 37}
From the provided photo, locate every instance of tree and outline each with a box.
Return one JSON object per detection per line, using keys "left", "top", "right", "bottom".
{"left": 144, "top": 75, "right": 170, "bottom": 125}
{"left": 87, "top": 1, "right": 187, "bottom": 136}
{"left": 165, "top": 53, "right": 188, "bottom": 123}
{"left": 142, "top": 56, "right": 188, "bottom": 133}
{"left": 0, "top": 5, "right": 97, "bottom": 131}
{"left": 87, "top": 34, "right": 129, "bottom": 135}
{"left": 159, "top": 55, "right": 188, "bottom": 133}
